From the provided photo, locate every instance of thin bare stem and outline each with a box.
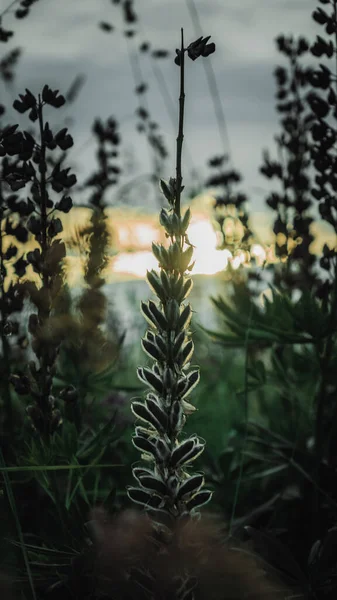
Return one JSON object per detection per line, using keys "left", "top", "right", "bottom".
{"left": 175, "top": 28, "right": 185, "bottom": 219}
{"left": 151, "top": 58, "right": 196, "bottom": 176}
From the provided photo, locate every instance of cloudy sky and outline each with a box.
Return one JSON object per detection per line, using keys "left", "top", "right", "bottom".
{"left": 1, "top": 0, "right": 319, "bottom": 217}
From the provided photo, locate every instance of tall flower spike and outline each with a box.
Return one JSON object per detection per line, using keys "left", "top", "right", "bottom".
{"left": 127, "top": 29, "right": 214, "bottom": 538}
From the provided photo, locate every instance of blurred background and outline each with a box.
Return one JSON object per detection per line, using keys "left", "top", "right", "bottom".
{"left": 1, "top": 0, "right": 320, "bottom": 208}
{"left": 1, "top": 0, "right": 334, "bottom": 353}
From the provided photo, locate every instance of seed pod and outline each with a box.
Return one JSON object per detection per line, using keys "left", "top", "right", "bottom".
{"left": 177, "top": 340, "right": 194, "bottom": 368}
{"left": 173, "top": 331, "right": 185, "bottom": 356}
{"left": 160, "top": 269, "right": 171, "bottom": 296}
{"left": 153, "top": 363, "right": 162, "bottom": 376}
{"left": 146, "top": 270, "right": 165, "bottom": 301}
{"left": 181, "top": 207, "right": 191, "bottom": 233}
{"left": 146, "top": 391, "right": 163, "bottom": 405}
{"left": 148, "top": 300, "right": 168, "bottom": 330}
{"left": 131, "top": 401, "right": 164, "bottom": 432}
{"left": 159, "top": 208, "right": 173, "bottom": 234}
{"left": 170, "top": 400, "right": 183, "bottom": 432}
{"left": 160, "top": 179, "right": 175, "bottom": 204}
{"left": 163, "top": 366, "right": 175, "bottom": 391}
{"left": 180, "top": 369, "right": 200, "bottom": 399}
{"left": 134, "top": 425, "right": 154, "bottom": 439}
{"left": 180, "top": 441, "right": 205, "bottom": 466}
{"left": 160, "top": 246, "right": 170, "bottom": 268}
{"left": 132, "top": 466, "right": 154, "bottom": 483}
{"left": 152, "top": 242, "right": 163, "bottom": 263}
{"left": 137, "top": 367, "right": 164, "bottom": 394}
{"left": 126, "top": 486, "right": 162, "bottom": 508}
{"left": 132, "top": 434, "right": 156, "bottom": 457}
{"left": 176, "top": 473, "right": 204, "bottom": 501}
{"left": 170, "top": 436, "right": 205, "bottom": 468}
{"left": 170, "top": 241, "right": 181, "bottom": 266}
{"left": 170, "top": 438, "right": 195, "bottom": 468}
{"left": 181, "top": 277, "right": 193, "bottom": 300}
{"left": 146, "top": 330, "right": 156, "bottom": 343}
{"left": 153, "top": 243, "right": 170, "bottom": 270}
{"left": 171, "top": 213, "right": 181, "bottom": 236}
{"left": 138, "top": 474, "right": 168, "bottom": 496}
{"left": 165, "top": 299, "right": 180, "bottom": 329}
{"left": 141, "top": 338, "right": 166, "bottom": 362}
{"left": 146, "top": 397, "right": 168, "bottom": 429}
{"left": 178, "top": 304, "right": 192, "bottom": 331}
{"left": 176, "top": 375, "right": 188, "bottom": 397}
{"left": 154, "top": 333, "right": 167, "bottom": 356}
{"left": 141, "top": 301, "right": 158, "bottom": 330}
{"left": 185, "top": 489, "right": 213, "bottom": 511}
{"left": 173, "top": 275, "right": 184, "bottom": 300}
{"left": 180, "top": 245, "right": 193, "bottom": 272}
{"left": 171, "top": 270, "right": 180, "bottom": 286}
{"left": 156, "top": 437, "right": 171, "bottom": 462}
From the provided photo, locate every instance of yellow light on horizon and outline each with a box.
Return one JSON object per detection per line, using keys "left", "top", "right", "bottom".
{"left": 111, "top": 218, "right": 232, "bottom": 278}
{"left": 113, "top": 251, "right": 158, "bottom": 277}
{"left": 250, "top": 243, "right": 267, "bottom": 266}
{"left": 187, "top": 220, "right": 231, "bottom": 275}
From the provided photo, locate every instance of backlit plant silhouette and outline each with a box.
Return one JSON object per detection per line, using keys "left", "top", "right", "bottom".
{"left": 126, "top": 31, "right": 215, "bottom": 537}
{"left": 6, "top": 85, "right": 77, "bottom": 442}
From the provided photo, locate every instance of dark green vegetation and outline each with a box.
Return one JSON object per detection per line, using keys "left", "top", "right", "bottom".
{"left": 1, "top": 0, "right": 337, "bottom": 599}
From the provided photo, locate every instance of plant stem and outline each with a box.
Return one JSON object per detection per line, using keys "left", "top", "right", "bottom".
{"left": 0, "top": 213, "right": 13, "bottom": 435}
{"left": 37, "top": 96, "right": 52, "bottom": 443}
{"left": 175, "top": 28, "right": 185, "bottom": 219}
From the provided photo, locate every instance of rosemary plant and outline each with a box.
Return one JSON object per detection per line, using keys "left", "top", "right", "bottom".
{"left": 127, "top": 31, "right": 215, "bottom": 535}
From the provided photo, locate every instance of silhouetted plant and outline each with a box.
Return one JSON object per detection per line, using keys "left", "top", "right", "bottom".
{"left": 0, "top": 0, "right": 41, "bottom": 44}
{"left": 128, "top": 38, "right": 169, "bottom": 205}
{"left": 126, "top": 32, "right": 215, "bottom": 556}
{"left": 0, "top": 47, "right": 21, "bottom": 86}
{"left": 203, "top": 4, "right": 337, "bottom": 596}
{"left": 259, "top": 34, "right": 317, "bottom": 293}
{"left": 207, "top": 153, "right": 253, "bottom": 255}
{"left": 98, "top": 0, "right": 169, "bottom": 206}
{"left": 51, "top": 116, "right": 124, "bottom": 430}
{"left": 307, "top": 1, "right": 337, "bottom": 301}
{"left": 0, "top": 152, "right": 27, "bottom": 436}
{"left": 5, "top": 85, "right": 77, "bottom": 441}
